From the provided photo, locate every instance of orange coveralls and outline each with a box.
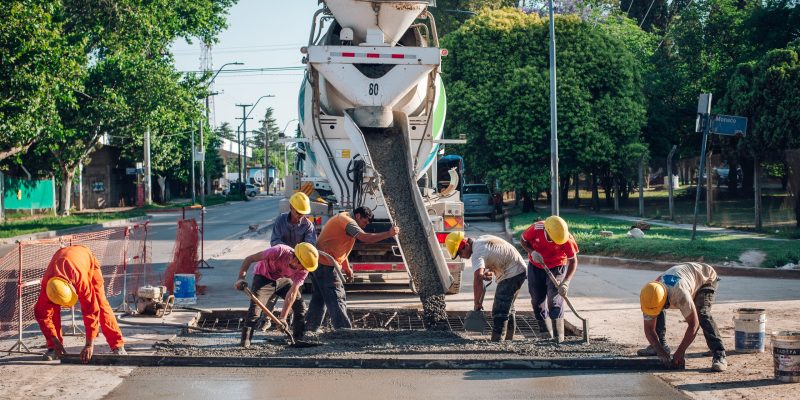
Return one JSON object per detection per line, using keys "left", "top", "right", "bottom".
{"left": 33, "top": 246, "right": 124, "bottom": 350}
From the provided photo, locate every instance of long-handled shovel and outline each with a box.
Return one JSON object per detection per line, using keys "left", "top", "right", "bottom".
{"left": 464, "top": 281, "right": 492, "bottom": 332}
{"left": 543, "top": 267, "right": 589, "bottom": 343}
{"left": 239, "top": 282, "right": 321, "bottom": 348}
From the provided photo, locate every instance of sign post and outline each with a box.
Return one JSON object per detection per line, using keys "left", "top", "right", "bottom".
{"left": 692, "top": 94, "right": 712, "bottom": 240}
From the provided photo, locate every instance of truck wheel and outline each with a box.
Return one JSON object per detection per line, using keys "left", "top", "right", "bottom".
{"left": 446, "top": 269, "right": 462, "bottom": 295}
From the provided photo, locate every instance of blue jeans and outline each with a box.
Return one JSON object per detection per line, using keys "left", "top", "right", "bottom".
{"left": 527, "top": 262, "right": 566, "bottom": 320}
{"left": 305, "top": 265, "right": 352, "bottom": 331}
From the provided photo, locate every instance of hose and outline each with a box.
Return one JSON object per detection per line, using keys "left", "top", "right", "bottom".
{"left": 347, "top": 154, "right": 367, "bottom": 209}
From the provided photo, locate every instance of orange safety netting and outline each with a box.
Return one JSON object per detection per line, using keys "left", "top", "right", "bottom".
{"left": 163, "top": 219, "right": 200, "bottom": 293}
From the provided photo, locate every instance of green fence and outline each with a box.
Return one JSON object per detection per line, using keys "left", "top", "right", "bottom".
{"left": 2, "top": 176, "right": 55, "bottom": 210}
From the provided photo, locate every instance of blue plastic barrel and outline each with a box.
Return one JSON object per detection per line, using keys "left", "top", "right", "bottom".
{"left": 173, "top": 274, "right": 197, "bottom": 305}
{"left": 734, "top": 308, "right": 766, "bottom": 353}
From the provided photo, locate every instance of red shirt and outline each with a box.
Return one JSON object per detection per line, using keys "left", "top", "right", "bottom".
{"left": 521, "top": 221, "right": 579, "bottom": 269}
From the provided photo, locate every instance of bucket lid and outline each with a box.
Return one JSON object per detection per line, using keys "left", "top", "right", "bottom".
{"left": 771, "top": 331, "right": 800, "bottom": 339}
{"left": 735, "top": 308, "right": 766, "bottom": 313}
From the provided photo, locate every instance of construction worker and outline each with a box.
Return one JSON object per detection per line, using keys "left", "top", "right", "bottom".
{"left": 446, "top": 232, "right": 526, "bottom": 342}
{"left": 262, "top": 192, "right": 316, "bottom": 328}
{"left": 639, "top": 262, "right": 727, "bottom": 372}
{"left": 520, "top": 216, "right": 579, "bottom": 342}
{"left": 234, "top": 242, "right": 319, "bottom": 347}
{"left": 34, "top": 246, "right": 126, "bottom": 363}
{"left": 305, "top": 206, "right": 399, "bottom": 332}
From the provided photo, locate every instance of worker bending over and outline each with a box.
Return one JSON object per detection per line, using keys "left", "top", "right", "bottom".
{"left": 447, "top": 232, "right": 527, "bottom": 342}
{"left": 305, "top": 207, "right": 398, "bottom": 332}
{"left": 263, "top": 192, "right": 317, "bottom": 329}
{"left": 235, "top": 243, "right": 318, "bottom": 347}
{"left": 520, "top": 216, "right": 579, "bottom": 342}
{"left": 34, "top": 245, "right": 126, "bottom": 363}
{"left": 639, "top": 262, "right": 727, "bottom": 372}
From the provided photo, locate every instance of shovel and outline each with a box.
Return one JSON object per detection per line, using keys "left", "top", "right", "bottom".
{"left": 543, "top": 267, "right": 589, "bottom": 343}
{"left": 464, "top": 281, "right": 492, "bottom": 332}
{"left": 239, "top": 282, "right": 320, "bottom": 348}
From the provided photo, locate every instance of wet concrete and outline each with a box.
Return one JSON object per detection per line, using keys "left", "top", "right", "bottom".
{"left": 105, "top": 367, "right": 690, "bottom": 399}
{"left": 364, "top": 128, "right": 449, "bottom": 328}
{"left": 152, "top": 328, "right": 630, "bottom": 360}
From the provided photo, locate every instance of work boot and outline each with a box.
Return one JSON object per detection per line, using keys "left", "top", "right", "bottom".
{"left": 505, "top": 314, "right": 516, "bottom": 341}
{"left": 240, "top": 327, "right": 253, "bottom": 348}
{"left": 711, "top": 354, "right": 728, "bottom": 372}
{"left": 112, "top": 346, "right": 127, "bottom": 355}
{"left": 636, "top": 344, "right": 671, "bottom": 357}
{"left": 552, "top": 318, "right": 565, "bottom": 343}
{"left": 490, "top": 331, "right": 503, "bottom": 342}
{"left": 491, "top": 317, "right": 509, "bottom": 342}
{"left": 42, "top": 349, "right": 56, "bottom": 361}
{"left": 537, "top": 319, "right": 553, "bottom": 340}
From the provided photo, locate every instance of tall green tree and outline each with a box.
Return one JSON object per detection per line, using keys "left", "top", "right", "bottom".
{"left": 443, "top": 9, "right": 647, "bottom": 209}
{"left": 430, "top": 0, "right": 517, "bottom": 37}
{"left": 0, "top": 1, "right": 81, "bottom": 161}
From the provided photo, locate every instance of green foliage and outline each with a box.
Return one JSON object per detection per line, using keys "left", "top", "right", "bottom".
{"left": 442, "top": 9, "right": 647, "bottom": 193}
{"left": 430, "top": 0, "right": 517, "bottom": 38}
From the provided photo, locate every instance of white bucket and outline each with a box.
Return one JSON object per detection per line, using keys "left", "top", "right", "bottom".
{"left": 734, "top": 308, "right": 766, "bottom": 353}
{"left": 772, "top": 331, "right": 800, "bottom": 383}
{"left": 173, "top": 274, "right": 196, "bottom": 305}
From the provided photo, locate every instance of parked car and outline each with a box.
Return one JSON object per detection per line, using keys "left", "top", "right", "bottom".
{"left": 462, "top": 184, "right": 495, "bottom": 220}
{"left": 245, "top": 184, "right": 258, "bottom": 197}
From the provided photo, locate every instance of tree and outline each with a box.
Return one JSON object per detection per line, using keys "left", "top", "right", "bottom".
{"left": 442, "top": 9, "right": 647, "bottom": 209}
{"left": 0, "top": 1, "right": 81, "bottom": 161}
{"left": 430, "top": 0, "right": 517, "bottom": 38}
{"left": 722, "top": 42, "right": 800, "bottom": 226}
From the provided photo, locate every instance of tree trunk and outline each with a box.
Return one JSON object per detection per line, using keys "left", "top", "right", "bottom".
{"left": 726, "top": 158, "right": 739, "bottom": 197}
{"left": 521, "top": 189, "right": 534, "bottom": 213}
{"left": 591, "top": 174, "right": 600, "bottom": 211}
{"left": 157, "top": 175, "right": 167, "bottom": 204}
{"left": 58, "top": 165, "right": 76, "bottom": 216}
{"left": 602, "top": 174, "right": 613, "bottom": 208}
{"left": 574, "top": 172, "right": 580, "bottom": 206}
{"left": 741, "top": 156, "right": 754, "bottom": 198}
{"left": 560, "top": 175, "right": 570, "bottom": 207}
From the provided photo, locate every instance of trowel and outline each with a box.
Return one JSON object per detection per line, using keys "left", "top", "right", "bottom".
{"left": 463, "top": 281, "right": 492, "bottom": 332}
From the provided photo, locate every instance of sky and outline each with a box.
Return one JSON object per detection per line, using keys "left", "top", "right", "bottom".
{"left": 171, "top": 0, "right": 320, "bottom": 136}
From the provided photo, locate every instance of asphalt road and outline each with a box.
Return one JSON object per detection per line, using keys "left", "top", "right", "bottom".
{"left": 105, "top": 367, "right": 688, "bottom": 399}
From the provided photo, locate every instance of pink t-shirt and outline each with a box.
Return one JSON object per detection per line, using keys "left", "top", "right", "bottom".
{"left": 252, "top": 244, "right": 307, "bottom": 285}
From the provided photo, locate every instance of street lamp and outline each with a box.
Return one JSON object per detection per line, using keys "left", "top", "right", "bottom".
{"left": 547, "top": 0, "right": 560, "bottom": 216}
{"left": 236, "top": 94, "right": 275, "bottom": 186}
{"left": 198, "top": 61, "right": 243, "bottom": 206}
{"left": 280, "top": 119, "right": 299, "bottom": 184}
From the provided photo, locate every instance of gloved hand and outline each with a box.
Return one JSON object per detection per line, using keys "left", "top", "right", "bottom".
{"left": 558, "top": 280, "right": 570, "bottom": 297}
{"left": 531, "top": 251, "right": 545, "bottom": 266}
{"left": 277, "top": 318, "right": 288, "bottom": 331}
{"left": 234, "top": 279, "right": 247, "bottom": 291}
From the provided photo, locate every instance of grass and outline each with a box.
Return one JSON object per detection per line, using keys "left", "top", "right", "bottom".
{"left": 509, "top": 211, "right": 800, "bottom": 269}
{"left": 0, "top": 194, "right": 242, "bottom": 239}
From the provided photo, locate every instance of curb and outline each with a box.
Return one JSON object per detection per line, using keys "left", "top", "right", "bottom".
{"left": 0, "top": 215, "right": 150, "bottom": 245}
{"left": 502, "top": 212, "right": 800, "bottom": 279}
{"left": 62, "top": 354, "right": 668, "bottom": 370}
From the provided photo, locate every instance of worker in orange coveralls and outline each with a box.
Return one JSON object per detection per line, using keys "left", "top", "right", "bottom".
{"left": 34, "top": 245, "right": 126, "bottom": 363}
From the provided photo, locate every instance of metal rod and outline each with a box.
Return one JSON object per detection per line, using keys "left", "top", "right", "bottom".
{"left": 692, "top": 112, "right": 712, "bottom": 240}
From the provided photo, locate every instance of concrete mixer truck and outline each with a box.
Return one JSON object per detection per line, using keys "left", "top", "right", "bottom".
{"left": 282, "top": 0, "right": 464, "bottom": 321}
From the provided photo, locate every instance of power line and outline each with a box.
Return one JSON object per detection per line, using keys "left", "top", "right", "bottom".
{"left": 181, "top": 66, "right": 304, "bottom": 74}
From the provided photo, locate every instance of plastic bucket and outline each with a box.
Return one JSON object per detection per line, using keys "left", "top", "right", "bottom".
{"left": 734, "top": 308, "right": 766, "bottom": 353}
{"left": 772, "top": 331, "right": 800, "bottom": 383}
{"left": 173, "top": 274, "right": 196, "bottom": 305}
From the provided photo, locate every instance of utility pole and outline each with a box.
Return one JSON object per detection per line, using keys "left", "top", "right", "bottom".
{"left": 692, "top": 93, "right": 712, "bottom": 240}
{"left": 199, "top": 118, "right": 206, "bottom": 206}
{"left": 259, "top": 119, "right": 269, "bottom": 195}
{"left": 144, "top": 127, "right": 152, "bottom": 205}
{"left": 236, "top": 127, "right": 242, "bottom": 183}
{"left": 236, "top": 104, "right": 253, "bottom": 185}
{"left": 547, "top": 0, "right": 560, "bottom": 216}
{"left": 191, "top": 128, "right": 196, "bottom": 204}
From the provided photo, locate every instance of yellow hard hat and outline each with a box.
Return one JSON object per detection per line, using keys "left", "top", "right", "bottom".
{"left": 640, "top": 281, "right": 667, "bottom": 317}
{"left": 544, "top": 216, "right": 569, "bottom": 245}
{"left": 445, "top": 231, "right": 465, "bottom": 260}
{"left": 46, "top": 277, "right": 78, "bottom": 307}
{"left": 294, "top": 242, "right": 319, "bottom": 272}
{"left": 289, "top": 192, "right": 311, "bottom": 215}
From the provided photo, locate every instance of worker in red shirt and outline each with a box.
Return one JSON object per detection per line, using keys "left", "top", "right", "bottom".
{"left": 34, "top": 246, "right": 126, "bottom": 363}
{"left": 520, "top": 216, "right": 579, "bottom": 343}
